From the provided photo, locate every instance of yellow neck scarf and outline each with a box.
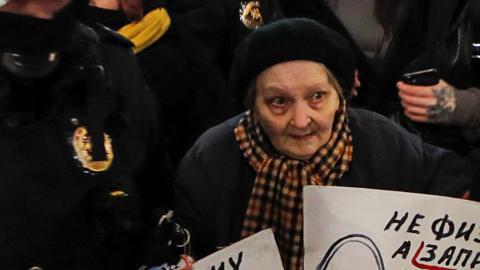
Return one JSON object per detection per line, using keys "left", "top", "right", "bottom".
{"left": 117, "top": 8, "right": 171, "bottom": 54}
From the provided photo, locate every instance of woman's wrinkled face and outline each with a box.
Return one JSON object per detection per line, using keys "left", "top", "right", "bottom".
{"left": 254, "top": 60, "right": 340, "bottom": 160}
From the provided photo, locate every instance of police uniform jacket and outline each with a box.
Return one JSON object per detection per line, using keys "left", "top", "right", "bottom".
{"left": 0, "top": 3, "right": 165, "bottom": 269}
{"left": 80, "top": 0, "right": 238, "bottom": 166}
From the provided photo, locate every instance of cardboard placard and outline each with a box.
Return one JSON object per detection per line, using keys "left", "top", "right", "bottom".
{"left": 193, "top": 229, "right": 284, "bottom": 270}
{"left": 304, "top": 186, "right": 480, "bottom": 270}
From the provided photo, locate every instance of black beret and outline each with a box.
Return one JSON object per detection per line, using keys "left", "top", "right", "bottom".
{"left": 230, "top": 18, "right": 356, "bottom": 98}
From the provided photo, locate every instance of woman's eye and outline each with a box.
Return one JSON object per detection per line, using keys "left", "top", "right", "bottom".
{"left": 311, "top": 92, "right": 325, "bottom": 102}
{"left": 271, "top": 97, "right": 286, "bottom": 106}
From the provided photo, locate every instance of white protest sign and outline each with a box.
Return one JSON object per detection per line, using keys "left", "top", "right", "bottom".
{"left": 304, "top": 186, "right": 480, "bottom": 270}
{"left": 193, "top": 228, "right": 284, "bottom": 270}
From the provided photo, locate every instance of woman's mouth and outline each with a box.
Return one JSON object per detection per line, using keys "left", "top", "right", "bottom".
{"left": 289, "top": 132, "right": 314, "bottom": 140}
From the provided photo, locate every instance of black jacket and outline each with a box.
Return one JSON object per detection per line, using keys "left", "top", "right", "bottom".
{"left": 174, "top": 108, "right": 473, "bottom": 259}
{"left": 169, "top": 0, "right": 377, "bottom": 103}
{"left": 0, "top": 8, "right": 167, "bottom": 269}
{"left": 81, "top": 0, "right": 238, "bottom": 166}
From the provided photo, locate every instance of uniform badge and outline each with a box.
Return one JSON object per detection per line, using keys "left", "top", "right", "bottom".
{"left": 239, "top": 1, "right": 263, "bottom": 29}
{"left": 72, "top": 126, "right": 114, "bottom": 172}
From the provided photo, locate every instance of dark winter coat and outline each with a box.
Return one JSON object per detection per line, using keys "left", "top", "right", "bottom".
{"left": 81, "top": 0, "right": 238, "bottom": 166}
{"left": 174, "top": 108, "right": 473, "bottom": 258}
{"left": 0, "top": 9, "right": 167, "bottom": 269}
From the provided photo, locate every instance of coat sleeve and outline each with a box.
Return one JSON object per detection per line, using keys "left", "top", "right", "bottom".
{"left": 454, "top": 87, "right": 480, "bottom": 144}
{"left": 350, "top": 109, "right": 474, "bottom": 197}
{"left": 454, "top": 87, "right": 480, "bottom": 128}
{"left": 173, "top": 145, "right": 217, "bottom": 258}
{"left": 380, "top": 113, "right": 474, "bottom": 197}
{"left": 419, "top": 140, "right": 473, "bottom": 197}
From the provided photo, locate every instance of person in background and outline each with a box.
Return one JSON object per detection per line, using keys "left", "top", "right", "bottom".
{"left": 169, "top": 0, "right": 375, "bottom": 107}
{"left": 173, "top": 18, "right": 475, "bottom": 270}
{"left": 326, "top": 0, "right": 480, "bottom": 155}
{"left": 0, "top": 0, "right": 178, "bottom": 268}
{"left": 81, "top": 0, "right": 237, "bottom": 166}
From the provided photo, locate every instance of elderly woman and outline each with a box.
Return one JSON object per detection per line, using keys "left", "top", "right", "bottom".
{"left": 173, "top": 18, "right": 473, "bottom": 270}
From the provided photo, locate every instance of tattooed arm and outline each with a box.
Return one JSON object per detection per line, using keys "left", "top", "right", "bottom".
{"left": 397, "top": 80, "right": 459, "bottom": 125}
{"left": 398, "top": 80, "right": 480, "bottom": 128}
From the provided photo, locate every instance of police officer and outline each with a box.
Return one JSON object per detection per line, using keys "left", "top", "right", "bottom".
{"left": 0, "top": 0, "right": 173, "bottom": 269}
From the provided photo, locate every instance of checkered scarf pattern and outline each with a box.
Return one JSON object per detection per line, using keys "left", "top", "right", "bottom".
{"left": 234, "top": 100, "right": 353, "bottom": 270}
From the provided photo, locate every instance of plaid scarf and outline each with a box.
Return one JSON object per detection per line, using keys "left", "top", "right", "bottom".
{"left": 234, "top": 100, "right": 353, "bottom": 270}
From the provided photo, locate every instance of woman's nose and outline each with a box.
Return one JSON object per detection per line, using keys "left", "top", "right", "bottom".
{"left": 290, "top": 104, "right": 312, "bottom": 129}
